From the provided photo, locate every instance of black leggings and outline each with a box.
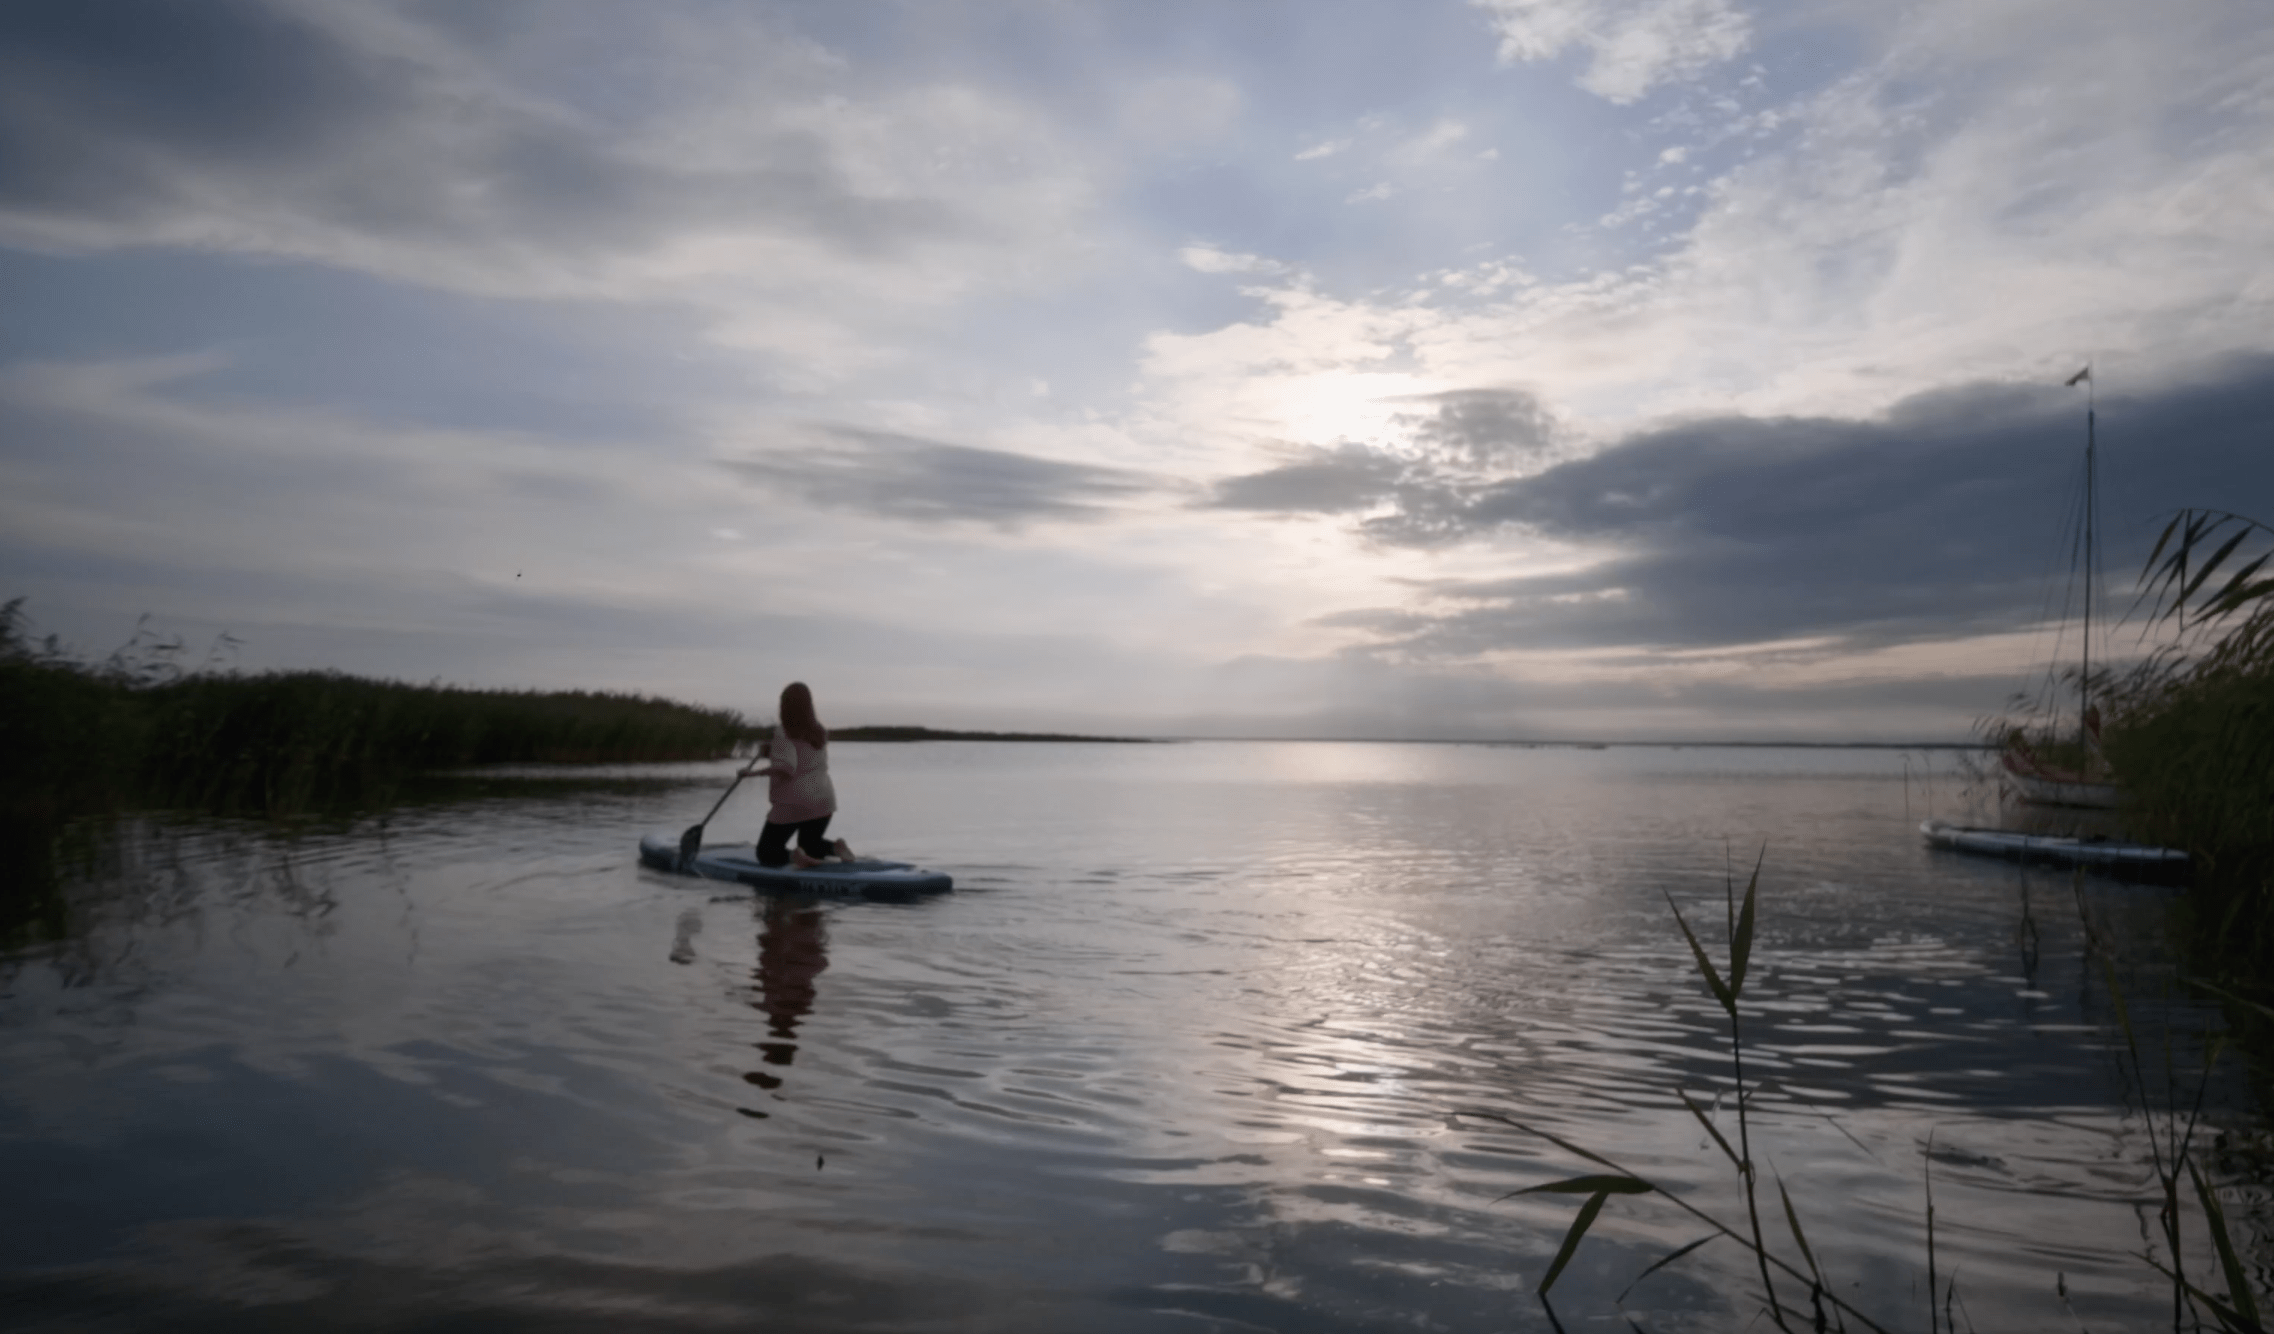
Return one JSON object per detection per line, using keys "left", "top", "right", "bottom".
{"left": 756, "top": 815, "right": 835, "bottom": 868}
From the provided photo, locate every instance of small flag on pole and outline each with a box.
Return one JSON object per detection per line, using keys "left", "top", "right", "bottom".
{"left": 2065, "top": 366, "right": 2092, "bottom": 386}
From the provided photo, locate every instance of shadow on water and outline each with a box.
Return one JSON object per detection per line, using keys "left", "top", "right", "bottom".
{"left": 1, "top": 814, "right": 353, "bottom": 993}
{"left": 0, "top": 1225, "right": 1062, "bottom": 1332}
{"left": 1, "top": 813, "right": 90, "bottom": 951}
{"left": 2, "top": 764, "right": 732, "bottom": 956}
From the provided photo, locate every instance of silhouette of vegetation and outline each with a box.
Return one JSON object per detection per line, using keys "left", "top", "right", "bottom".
{"left": 137, "top": 671, "right": 759, "bottom": 811}
{"left": 2099, "top": 511, "right": 2274, "bottom": 975}
{"left": 0, "top": 599, "right": 760, "bottom": 944}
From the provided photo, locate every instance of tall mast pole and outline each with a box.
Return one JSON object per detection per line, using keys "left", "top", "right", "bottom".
{"left": 2081, "top": 366, "right": 2096, "bottom": 749}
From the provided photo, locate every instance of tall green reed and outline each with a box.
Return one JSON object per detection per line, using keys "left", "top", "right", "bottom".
{"left": 2077, "top": 858, "right": 2272, "bottom": 1333}
{"left": 2101, "top": 510, "right": 2274, "bottom": 976}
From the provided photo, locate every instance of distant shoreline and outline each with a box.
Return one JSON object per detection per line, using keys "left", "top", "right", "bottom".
{"left": 830, "top": 725, "right": 1157, "bottom": 744}
{"left": 824, "top": 728, "right": 1983, "bottom": 749}
{"left": 1192, "top": 738, "right": 1991, "bottom": 750}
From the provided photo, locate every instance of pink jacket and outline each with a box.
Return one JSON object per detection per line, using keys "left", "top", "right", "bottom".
{"left": 766, "top": 734, "right": 837, "bottom": 824}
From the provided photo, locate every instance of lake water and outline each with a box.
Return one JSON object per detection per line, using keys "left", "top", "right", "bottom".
{"left": 1, "top": 742, "right": 2260, "bottom": 1331}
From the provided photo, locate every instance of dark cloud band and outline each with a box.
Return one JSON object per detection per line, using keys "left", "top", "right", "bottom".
{"left": 1199, "top": 388, "right": 1563, "bottom": 546}
{"left": 0, "top": 0, "right": 966, "bottom": 273}
{"left": 725, "top": 427, "right": 1154, "bottom": 526}
{"left": 1321, "top": 356, "right": 2274, "bottom": 654}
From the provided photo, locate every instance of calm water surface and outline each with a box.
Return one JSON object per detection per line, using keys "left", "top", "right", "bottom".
{"left": 1, "top": 743, "right": 2259, "bottom": 1330}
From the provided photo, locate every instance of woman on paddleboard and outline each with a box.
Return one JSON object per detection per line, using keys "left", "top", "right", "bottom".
{"left": 741, "top": 681, "right": 855, "bottom": 869}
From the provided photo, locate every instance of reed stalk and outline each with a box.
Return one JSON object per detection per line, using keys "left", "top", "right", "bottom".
{"left": 1463, "top": 851, "right": 1896, "bottom": 1332}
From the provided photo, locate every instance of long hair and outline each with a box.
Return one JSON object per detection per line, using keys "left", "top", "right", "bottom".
{"left": 778, "top": 681, "right": 827, "bottom": 749}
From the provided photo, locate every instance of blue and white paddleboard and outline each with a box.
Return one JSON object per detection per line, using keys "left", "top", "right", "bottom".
{"left": 638, "top": 832, "right": 953, "bottom": 899}
{"left": 1919, "top": 819, "right": 2188, "bottom": 876}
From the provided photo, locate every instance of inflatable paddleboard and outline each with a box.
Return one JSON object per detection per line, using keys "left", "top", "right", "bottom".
{"left": 1919, "top": 819, "right": 2188, "bottom": 877}
{"left": 639, "top": 832, "right": 953, "bottom": 900}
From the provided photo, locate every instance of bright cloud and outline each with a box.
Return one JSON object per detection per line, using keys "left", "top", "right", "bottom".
{"left": 1178, "top": 245, "right": 1289, "bottom": 276}
{"left": 1160, "top": 0, "right": 2274, "bottom": 438}
{"left": 1471, "top": 0, "right": 1750, "bottom": 103}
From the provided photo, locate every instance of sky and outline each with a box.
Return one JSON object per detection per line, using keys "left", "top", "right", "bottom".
{"left": 2, "top": 0, "right": 2270, "bottom": 741}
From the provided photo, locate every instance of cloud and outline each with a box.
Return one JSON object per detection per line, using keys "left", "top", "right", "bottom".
{"left": 1201, "top": 447, "right": 1473, "bottom": 547}
{"left": 1168, "top": 636, "right": 2027, "bottom": 741}
{"left": 1136, "top": 0, "right": 2274, "bottom": 452}
{"left": 1178, "top": 245, "right": 1287, "bottom": 276}
{"left": 722, "top": 427, "right": 1157, "bottom": 528}
{"left": 1199, "top": 389, "right": 1561, "bottom": 510}
{"left": 1203, "top": 445, "right": 1409, "bottom": 515}
{"left": 1398, "top": 388, "right": 1564, "bottom": 473}
{"left": 1327, "top": 357, "right": 2274, "bottom": 655}
{"left": 0, "top": 354, "right": 1234, "bottom": 720}
{"left": 0, "top": 0, "right": 1096, "bottom": 388}
{"left": 6, "top": 0, "right": 2268, "bottom": 744}
{"left": 0, "top": 0, "right": 397, "bottom": 198}
{"left": 1119, "top": 74, "right": 1243, "bottom": 147}
{"left": 1393, "top": 118, "right": 1470, "bottom": 163}
{"left": 0, "top": 353, "right": 684, "bottom": 580}
{"left": 0, "top": 351, "right": 778, "bottom": 703}
{"left": 1200, "top": 389, "right": 1565, "bottom": 546}
{"left": 1471, "top": 0, "right": 1750, "bottom": 103}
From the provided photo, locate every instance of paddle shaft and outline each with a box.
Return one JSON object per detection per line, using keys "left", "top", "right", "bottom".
{"left": 678, "top": 764, "right": 766, "bottom": 864}
{"left": 694, "top": 770, "right": 752, "bottom": 828}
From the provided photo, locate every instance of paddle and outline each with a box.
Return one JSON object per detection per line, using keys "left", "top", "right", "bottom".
{"left": 677, "top": 764, "right": 759, "bottom": 871}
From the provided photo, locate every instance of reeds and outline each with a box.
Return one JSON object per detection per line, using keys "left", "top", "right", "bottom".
{"left": 136, "top": 671, "right": 758, "bottom": 811}
{"left": 2100, "top": 511, "right": 2274, "bottom": 971}
{"left": 1461, "top": 852, "right": 1895, "bottom": 1332}
{"left": 2, "top": 601, "right": 759, "bottom": 816}
{"left": 2097, "top": 951, "right": 2262, "bottom": 1331}
{"left": 4, "top": 603, "right": 1194, "bottom": 814}
{"left": 1973, "top": 507, "right": 2274, "bottom": 969}
{"left": 1, "top": 599, "right": 761, "bottom": 941}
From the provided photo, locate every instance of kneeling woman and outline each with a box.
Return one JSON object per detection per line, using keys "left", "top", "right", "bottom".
{"left": 743, "top": 681, "right": 855, "bottom": 868}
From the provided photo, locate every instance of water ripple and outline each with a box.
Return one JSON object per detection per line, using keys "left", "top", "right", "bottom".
{"left": 0, "top": 744, "right": 2250, "bottom": 1330}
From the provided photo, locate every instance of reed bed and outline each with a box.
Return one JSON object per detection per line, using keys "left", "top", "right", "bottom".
{"left": 2099, "top": 511, "right": 2274, "bottom": 974}
{"left": 137, "top": 671, "right": 759, "bottom": 811}
{"left": 1, "top": 599, "right": 759, "bottom": 941}
{"left": 0, "top": 624, "right": 143, "bottom": 944}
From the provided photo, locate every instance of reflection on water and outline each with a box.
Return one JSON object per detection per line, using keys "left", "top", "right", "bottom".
{"left": 741, "top": 901, "right": 830, "bottom": 1107}
{"left": 0, "top": 743, "right": 2264, "bottom": 1330}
